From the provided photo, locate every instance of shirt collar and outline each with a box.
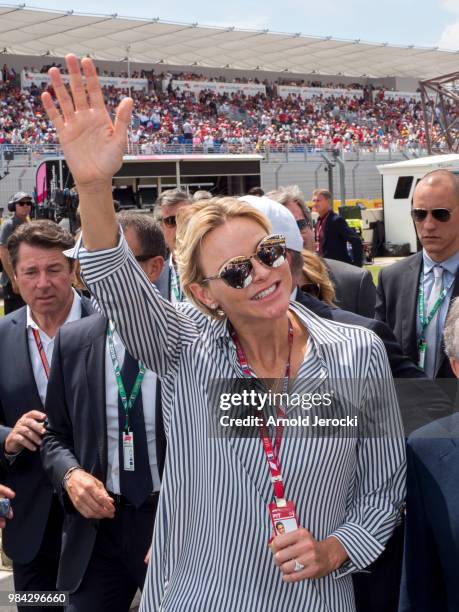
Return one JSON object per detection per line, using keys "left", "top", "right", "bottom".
{"left": 423, "top": 249, "right": 459, "bottom": 276}
{"left": 26, "top": 289, "right": 82, "bottom": 335}
{"left": 213, "top": 299, "right": 349, "bottom": 349}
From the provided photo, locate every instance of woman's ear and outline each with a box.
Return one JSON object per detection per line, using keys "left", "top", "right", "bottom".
{"left": 189, "top": 282, "right": 218, "bottom": 310}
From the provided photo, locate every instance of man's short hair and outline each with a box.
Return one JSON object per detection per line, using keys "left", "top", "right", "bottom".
{"left": 444, "top": 297, "right": 459, "bottom": 360}
{"left": 117, "top": 211, "right": 166, "bottom": 260}
{"left": 247, "top": 186, "right": 265, "bottom": 197}
{"left": 156, "top": 189, "right": 190, "bottom": 208}
{"left": 192, "top": 190, "right": 213, "bottom": 202}
{"left": 7, "top": 220, "right": 75, "bottom": 271}
{"left": 312, "top": 188, "right": 332, "bottom": 202}
{"left": 267, "top": 185, "right": 313, "bottom": 227}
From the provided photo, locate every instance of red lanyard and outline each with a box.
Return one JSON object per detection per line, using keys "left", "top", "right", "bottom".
{"left": 32, "top": 328, "right": 50, "bottom": 379}
{"left": 231, "top": 319, "right": 293, "bottom": 505}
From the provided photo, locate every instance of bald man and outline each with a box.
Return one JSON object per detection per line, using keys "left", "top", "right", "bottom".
{"left": 375, "top": 170, "right": 459, "bottom": 379}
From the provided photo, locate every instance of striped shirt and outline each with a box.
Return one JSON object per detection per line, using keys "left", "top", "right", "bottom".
{"left": 78, "top": 233, "right": 406, "bottom": 612}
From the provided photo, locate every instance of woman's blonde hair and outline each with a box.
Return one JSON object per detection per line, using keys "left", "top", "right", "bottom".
{"left": 175, "top": 197, "right": 271, "bottom": 318}
{"left": 301, "top": 250, "right": 336, "bottom": 306}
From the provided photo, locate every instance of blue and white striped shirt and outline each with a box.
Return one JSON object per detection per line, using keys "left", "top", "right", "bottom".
{"left": 78, "top": 233, "right": 406, "bottom": 612}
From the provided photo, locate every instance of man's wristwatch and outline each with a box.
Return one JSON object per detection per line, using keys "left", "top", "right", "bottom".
{"left": 62, "top": 466, "right": 83, "bottom": 491}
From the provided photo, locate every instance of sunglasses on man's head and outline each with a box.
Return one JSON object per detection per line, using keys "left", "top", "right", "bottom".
{"left": 202, "top": 234, "right": 286, "bottom": 290}
{"left": 411, "top": 208, "right": 453, "bottom": 223}
{"left": 161, "top": 215, "right": 176, "bottom": 228}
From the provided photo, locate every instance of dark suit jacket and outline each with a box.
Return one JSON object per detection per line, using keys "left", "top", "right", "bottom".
{"left": 297, "top": 290, "right": 453, "bottom": 431}
{"left": 375, "top": 252, "right": 459, "bottom": 379}
{"left": 0, "top": 296, "right": 93, "bottom": 564}
{"left": 320, "top": 211, "right": 363, "bottom": 267}
{"left": 41, "top": 313, "right": 166, "bottom": 592}
{"left": 399, "top": 415, "right": 459, "bottom": 612}
{"left": 155, "top": 258, "right": 171, "bottom": 300}
{"left": 325, "top": 257, "right": 376, "bottom": 318}
{"left": 296, "top": 289, "right": 424, "bottom": 379}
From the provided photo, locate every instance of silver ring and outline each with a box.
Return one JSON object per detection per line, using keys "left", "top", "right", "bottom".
{"left": 294, "top": 559, "right": 304, "bottom": 572}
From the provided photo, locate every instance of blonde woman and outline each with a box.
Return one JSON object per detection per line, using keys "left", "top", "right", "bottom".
{"left": 42, "top": 56, "right": 405, "bottom": 612}
{"left": 301, "top": 249, "right": 336, "bottom": 306}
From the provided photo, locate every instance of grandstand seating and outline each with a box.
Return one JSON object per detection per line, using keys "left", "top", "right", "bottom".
{"left": 0, "top": 65, "right": 451, "bottom": 153}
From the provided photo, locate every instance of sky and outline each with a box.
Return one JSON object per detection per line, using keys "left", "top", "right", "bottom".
{"left": 11, "top": 0, "right": 459, "bottom": 50}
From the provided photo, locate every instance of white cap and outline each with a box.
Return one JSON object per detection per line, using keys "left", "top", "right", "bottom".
{"left": 239, "top": 195, "right": 303, "bottom": 253}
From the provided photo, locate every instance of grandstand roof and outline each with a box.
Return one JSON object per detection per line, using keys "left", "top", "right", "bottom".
{"left": 0, "top": 4, "right": 457, "bottom": 79}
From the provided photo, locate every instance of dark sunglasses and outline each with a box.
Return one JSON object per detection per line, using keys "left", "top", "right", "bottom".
{"left": 161, "top": 215, "right": 176, "bottom": 228}
{"left": 296, "top": 218, "right": 312, "bottom": 231}
{"left": 411, "top": 208, "right": 453, "bottom": 223}
{"left": 202, "top": 234, "right": 286, "bottom": 289}
{"left": 17, "top": 201, "right": 32, "bottom": 207}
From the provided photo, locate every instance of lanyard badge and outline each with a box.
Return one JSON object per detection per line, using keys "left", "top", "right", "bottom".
{"left": 231, "top": 319, "right": 299, "bottom": 539}
{"left": 32, "top": 328, "right": 50, "bottom": 379}
{"left": 417, "top": 272, "right": 453, "bottom": 368}
{"left": 107, "top": 323, "right": 146, "bottom": 471}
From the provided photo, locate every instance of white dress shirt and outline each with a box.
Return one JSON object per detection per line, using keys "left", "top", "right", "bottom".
{"left": 26, "top": 289, "right": 82, "bottom": 404}
{"left": 104, "top": 328, "right": 161, "bottom": 494}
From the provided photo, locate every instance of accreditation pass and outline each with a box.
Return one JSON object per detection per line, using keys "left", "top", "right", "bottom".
{"left": 123, "top": 431, "right": 135, "bottom": 471}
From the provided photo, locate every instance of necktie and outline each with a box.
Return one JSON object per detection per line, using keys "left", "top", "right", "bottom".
{"left": 118, "top": 351, "right": 153, "bottom": 507}
{"left": 423, "top": 265, "right": 444, "bottom": 378}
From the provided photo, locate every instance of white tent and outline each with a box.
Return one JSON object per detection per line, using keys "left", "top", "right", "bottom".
{"left": 0, "top": 4, "right": 458, "bottom": 79}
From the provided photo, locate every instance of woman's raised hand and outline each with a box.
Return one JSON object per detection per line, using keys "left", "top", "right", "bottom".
{"left": 41, "top": 54, "right": 133, "bottom": 188}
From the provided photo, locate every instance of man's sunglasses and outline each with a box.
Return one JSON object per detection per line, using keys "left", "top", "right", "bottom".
{"left": 161, "top": 215, "right": 176, "bottom": 228}
{"left": 296, "top": 219, "right": 312, "bottom": 231}
{"left": 411, "top": 208, "right": 453, "bottom": 223}
{"left": 17, "top": 201, "right": 32, "bottom": 207}
{"left": 202, "top": 234, "right": 286, "bottom": 290}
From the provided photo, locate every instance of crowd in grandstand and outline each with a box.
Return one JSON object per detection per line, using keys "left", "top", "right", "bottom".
{"left": 0, "top": 63, "right": 449, "bottom": 152}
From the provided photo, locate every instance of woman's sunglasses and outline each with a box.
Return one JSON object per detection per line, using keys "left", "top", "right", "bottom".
{"left": 202, "top": 234, "right": 286, "bottom": 289}
{"left": 411, "top": 208, "right": 453, "bottom": 223}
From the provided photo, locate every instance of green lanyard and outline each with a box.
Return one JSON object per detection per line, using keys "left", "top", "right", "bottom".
{"left": 169, "top": 259, "right": 184, "bottom": 303}
{"left": 417, "top": 272, "right": 453, "bottom": 346}
{"left": 107, "top": 324, "right": 146, "bottom": 433}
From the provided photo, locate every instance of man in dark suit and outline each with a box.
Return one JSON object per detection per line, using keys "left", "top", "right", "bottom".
{"left": 325, "top": 257, "right": 375, "bottom": 318}
{"left": 399, "top": 297, "right": 459, "bottom": 612}
{"left": 312, "top": 188, "right": 363, "bottom": 267}
{"left": 0, "top": 220, "right": 93, "bottom": 610}
{"left": 154, "top": 188, "right": 190, "bottom": 302}
{"left": 41, "top": 212, "right": 167, "bottom": 611}
{"left": 376, "top": 170, "right": 459, "bottom": 379}
{"left": 265, "top": 187, "right": 375, "bottom": 316}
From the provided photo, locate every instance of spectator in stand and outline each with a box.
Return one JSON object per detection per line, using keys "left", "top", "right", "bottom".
{"left": 0, "top": 69, "right": 449, "bottom": 150}
{"left": 312, "top": 188, "right": 363, "bottom": 268}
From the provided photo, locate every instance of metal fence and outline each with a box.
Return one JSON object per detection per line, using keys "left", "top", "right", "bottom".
{"left": 0, "top": 142, "right": 428, "bottom": 170}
